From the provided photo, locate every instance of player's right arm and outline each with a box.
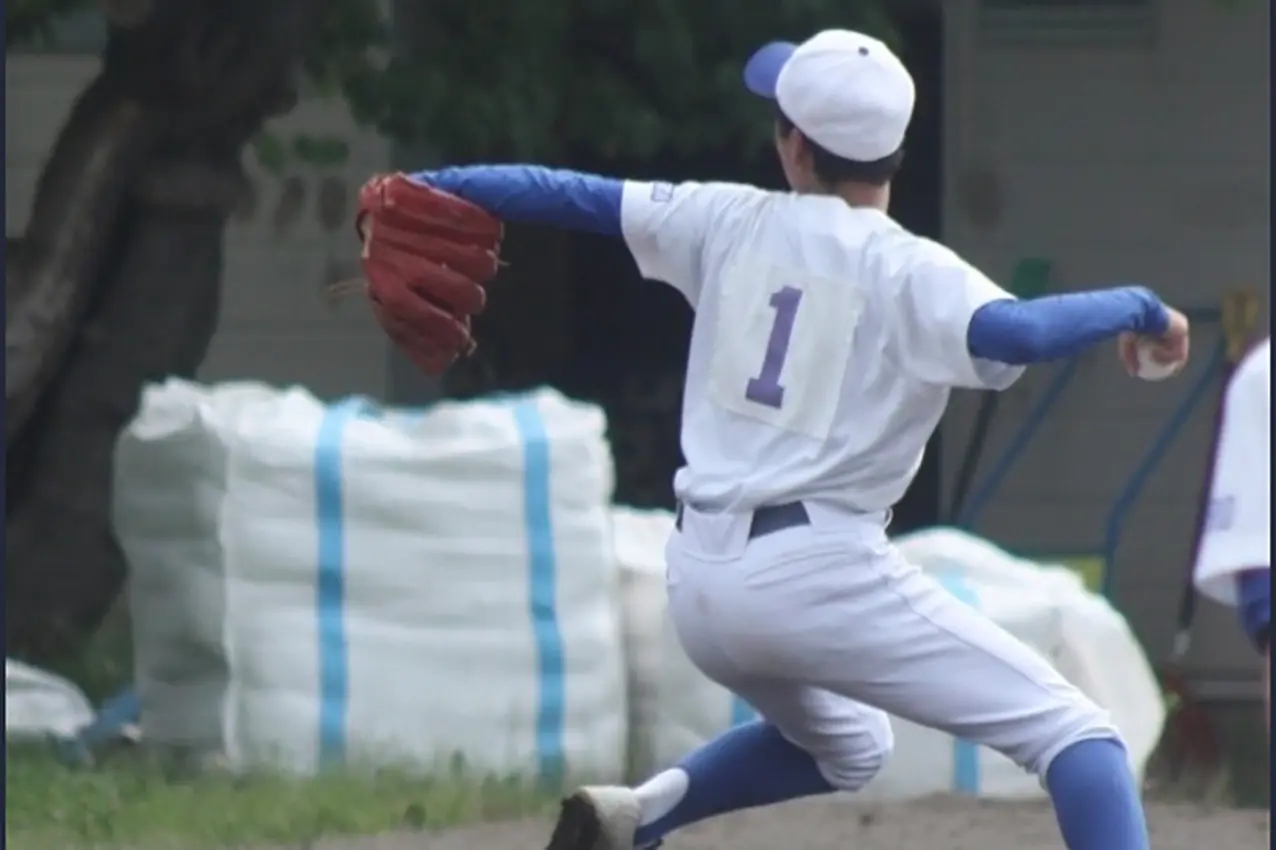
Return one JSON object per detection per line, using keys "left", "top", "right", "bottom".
{"left": 893, "top": 238, "right": 1184, "bottom": 389}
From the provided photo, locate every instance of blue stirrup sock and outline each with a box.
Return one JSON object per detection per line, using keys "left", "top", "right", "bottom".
{"left": 1045, "top": 737, "right": 1149, "bottom": 850}
{"left": 631, "top": 724, "right": 1146, "bottom": 850}
{"left": 633, "top": 721, "right": 835, "bottom": 847}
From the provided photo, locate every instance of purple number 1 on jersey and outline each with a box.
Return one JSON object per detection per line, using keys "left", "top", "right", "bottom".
{"left": 745, "top": 286, "right": 803, "bottom": 409}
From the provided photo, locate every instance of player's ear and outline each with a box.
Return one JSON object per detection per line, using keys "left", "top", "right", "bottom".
{"left": 772, "top": 121, "right": 794, "bottom": 165}
{"left": 791, "top": 129, "right": 817, "bottom": 172}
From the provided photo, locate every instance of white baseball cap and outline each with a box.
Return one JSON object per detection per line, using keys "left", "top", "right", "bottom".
{"left": 743, "top": 29, "right": 916, "bottom": 162}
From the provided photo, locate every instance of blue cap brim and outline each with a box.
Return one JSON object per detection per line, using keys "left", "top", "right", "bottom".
{"left": 743, "top": 41, "right": 797, "bottom": 99}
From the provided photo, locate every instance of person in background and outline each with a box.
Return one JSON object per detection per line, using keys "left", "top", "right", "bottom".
{"left": 1192, "top": 337, "right": 1270, "bottom": 729}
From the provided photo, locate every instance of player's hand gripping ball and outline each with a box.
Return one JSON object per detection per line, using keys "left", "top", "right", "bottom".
{"left": 1119, "top": 306, "right": 1191, "bottom": 381}
{"left": 353, "top": 173, "right": 503, "bottom": 375}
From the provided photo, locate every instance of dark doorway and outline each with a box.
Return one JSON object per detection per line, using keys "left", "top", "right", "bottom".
{"left": 882, "top": 5, "right": 945, "bottom": 535}
{"left": 561, "top": 6, "right": 947, "bottom": 529}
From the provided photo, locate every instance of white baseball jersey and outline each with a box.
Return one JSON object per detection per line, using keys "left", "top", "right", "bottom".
{"left": 619, "top": 180, "right": 1024, "bottom": 512}
{"left": 1193, "top": 337, "right": 1271, "bottom": 605}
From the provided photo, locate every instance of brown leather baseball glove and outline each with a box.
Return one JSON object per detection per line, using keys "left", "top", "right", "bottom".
{"left": 352, "top": 173, "right": 503, "bottom": 376}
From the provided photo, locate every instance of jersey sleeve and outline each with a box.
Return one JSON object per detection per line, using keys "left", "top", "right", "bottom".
{"left": 620, "top": 181, "right": 766, "bottom": 305}
{"left": 892, "top": 239, "right": 1026, "bottom": 390}
{"left": 1193, "top": 344, "right": 1271, "bottom": 606}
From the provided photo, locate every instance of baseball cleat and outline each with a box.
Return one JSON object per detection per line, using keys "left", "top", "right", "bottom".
{"left": 545, "top": 786, "right": 641, "bottom": 850}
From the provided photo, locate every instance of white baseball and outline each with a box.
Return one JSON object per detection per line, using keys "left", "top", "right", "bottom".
{"left": 1135, "top": 340, "right": 1181, "bottom": 381}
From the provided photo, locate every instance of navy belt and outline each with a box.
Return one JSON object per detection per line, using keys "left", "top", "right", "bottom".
{"left": 675, "top": 501, "right": 811, "bottom": 540}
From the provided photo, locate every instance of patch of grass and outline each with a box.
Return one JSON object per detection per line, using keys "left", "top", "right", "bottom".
{"left": 5, "top": 744, "right": 556, "bottom": 850}
{"left": 12, "top": 607, "right": 560, "bottom": 849}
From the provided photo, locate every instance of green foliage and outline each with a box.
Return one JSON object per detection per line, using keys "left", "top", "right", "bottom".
{"left": 5, "top": 0, "right": 94, "bottom": 47}
{"left": 11, "top": 0, "right": 1261, "bottom": 166}
{"left": 248, "top": 132, "right": 291, "bottom": 177}
{"left": 291, "top": 132, "right": 352, "bottom": 168}
{"left": 249, "top": 131, "right": 351, "bottom": 175}
{"left": 304, "top": 0, "right": 898, "bottom": 163}
{"left": 11, "top": 0, "right": 895, "bottom": 166}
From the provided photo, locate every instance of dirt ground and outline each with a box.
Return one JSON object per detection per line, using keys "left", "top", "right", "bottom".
{"left": 301, "top": 796, "right": 1267, "bottom": 850}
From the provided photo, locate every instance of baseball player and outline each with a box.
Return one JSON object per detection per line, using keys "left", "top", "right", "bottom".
{"left": 1192, "top": 337, "right": 1270, "bottom": 727}
{"left": 390, "top": 29, "right": 1192, "bottom": 850}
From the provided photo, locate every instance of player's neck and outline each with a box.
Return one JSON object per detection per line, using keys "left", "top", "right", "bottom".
{"left": 829, "top": 182, "right": 890, "bottom": 212}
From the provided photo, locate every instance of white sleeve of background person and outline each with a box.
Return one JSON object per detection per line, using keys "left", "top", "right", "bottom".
{"left": 620, "top": 181, "right": 767, "bottom": 306}
{"left": 890, "top": 236, "right": 1025, "bottom": 391}
{"left": 1193, "top": 340, "right": 1272, "bottom": 606}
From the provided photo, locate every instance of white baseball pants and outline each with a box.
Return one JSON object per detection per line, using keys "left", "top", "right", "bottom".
{"left": 666, "top": 500, "right": 1121, "bottom": 792}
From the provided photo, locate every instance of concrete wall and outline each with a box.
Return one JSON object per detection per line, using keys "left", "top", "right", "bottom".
{"left": 940, "top": 0, "right": 1269, "bottom": 682}
{"left": 4, "top": 53, "right": 391, "bottom": 402}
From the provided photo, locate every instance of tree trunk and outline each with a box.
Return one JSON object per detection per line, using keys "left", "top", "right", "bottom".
{"left": 5, "top": 0, "right": 315, "bottom": 661}
{"left": 5, "top": 75, "right": 159, "bottom": 447}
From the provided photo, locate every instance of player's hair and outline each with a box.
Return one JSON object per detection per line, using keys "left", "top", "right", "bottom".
{"left": 775, "top": 108, "right": 904, "bottom": 188}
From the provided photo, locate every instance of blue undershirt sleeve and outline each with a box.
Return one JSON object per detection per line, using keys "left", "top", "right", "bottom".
{"left": 410, "top": 165, "right": 624, "bottom": 237}
{"left": 1238, "top": 569, "right": 1271, "bottom": 651}
{"left": 967, "top": 286, "right": 1170, "bottom": 365}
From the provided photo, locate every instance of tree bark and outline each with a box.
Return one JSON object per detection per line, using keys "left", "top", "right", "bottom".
{"left": 5, "top": 75, "right": 158, "bottom": 446}
{"left": 6, "top": 0, "right": 316, "bottom": 661}
{"left": 6, "top": 196, "right": 228, "bottom": 659}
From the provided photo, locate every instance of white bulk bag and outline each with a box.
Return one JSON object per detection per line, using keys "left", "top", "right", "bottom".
{"left": 115, "top": 379, "right": 627, "bottom": 781}
{"left": 612, "top": 507, "right": 756, "bottom": 780}
{"left": 895, "top": 527, "right": 1166, "bottom": 790}
{"left": 614, "top": 514, "right": 1164, "bottom": 800}
{"left": 5, "top": 659, "right": 95, "bottom": 741}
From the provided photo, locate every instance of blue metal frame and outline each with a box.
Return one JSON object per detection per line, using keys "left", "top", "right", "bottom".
{"left": 957, "top": 307, "right": 1228, "bottom": 602}
{"left": 1100, "top": 336, "right": 1226, "bottom": 599}
{"left": 956, "top": 357, "right": 1081, "bottom": 529}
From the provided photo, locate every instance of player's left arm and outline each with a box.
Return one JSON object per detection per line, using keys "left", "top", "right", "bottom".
{"left": 967, "top": 287, "right": 1173, "bottom": 365}
{"left": 895, "top": 239, "right": 1175, "bottom": 390}
{"left": 408, "top": 165, "right": 765, "bottom": 304}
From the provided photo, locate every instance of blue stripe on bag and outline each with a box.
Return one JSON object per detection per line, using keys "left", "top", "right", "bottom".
{"left": 510, "top": 397, "right": 566, "bottom": 782}
{"left": 938, "top": 570, "right": 981, "bottom": 796}
{"left": 730, "top": 696, "right": 756, "bottom": 726}
{"left": 315, "top": 397, "right": 372, "bottom": 765}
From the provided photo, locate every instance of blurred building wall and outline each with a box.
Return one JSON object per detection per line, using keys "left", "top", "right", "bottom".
{"left": 940, "top": 0, "right": 1269, "bottom": 689}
